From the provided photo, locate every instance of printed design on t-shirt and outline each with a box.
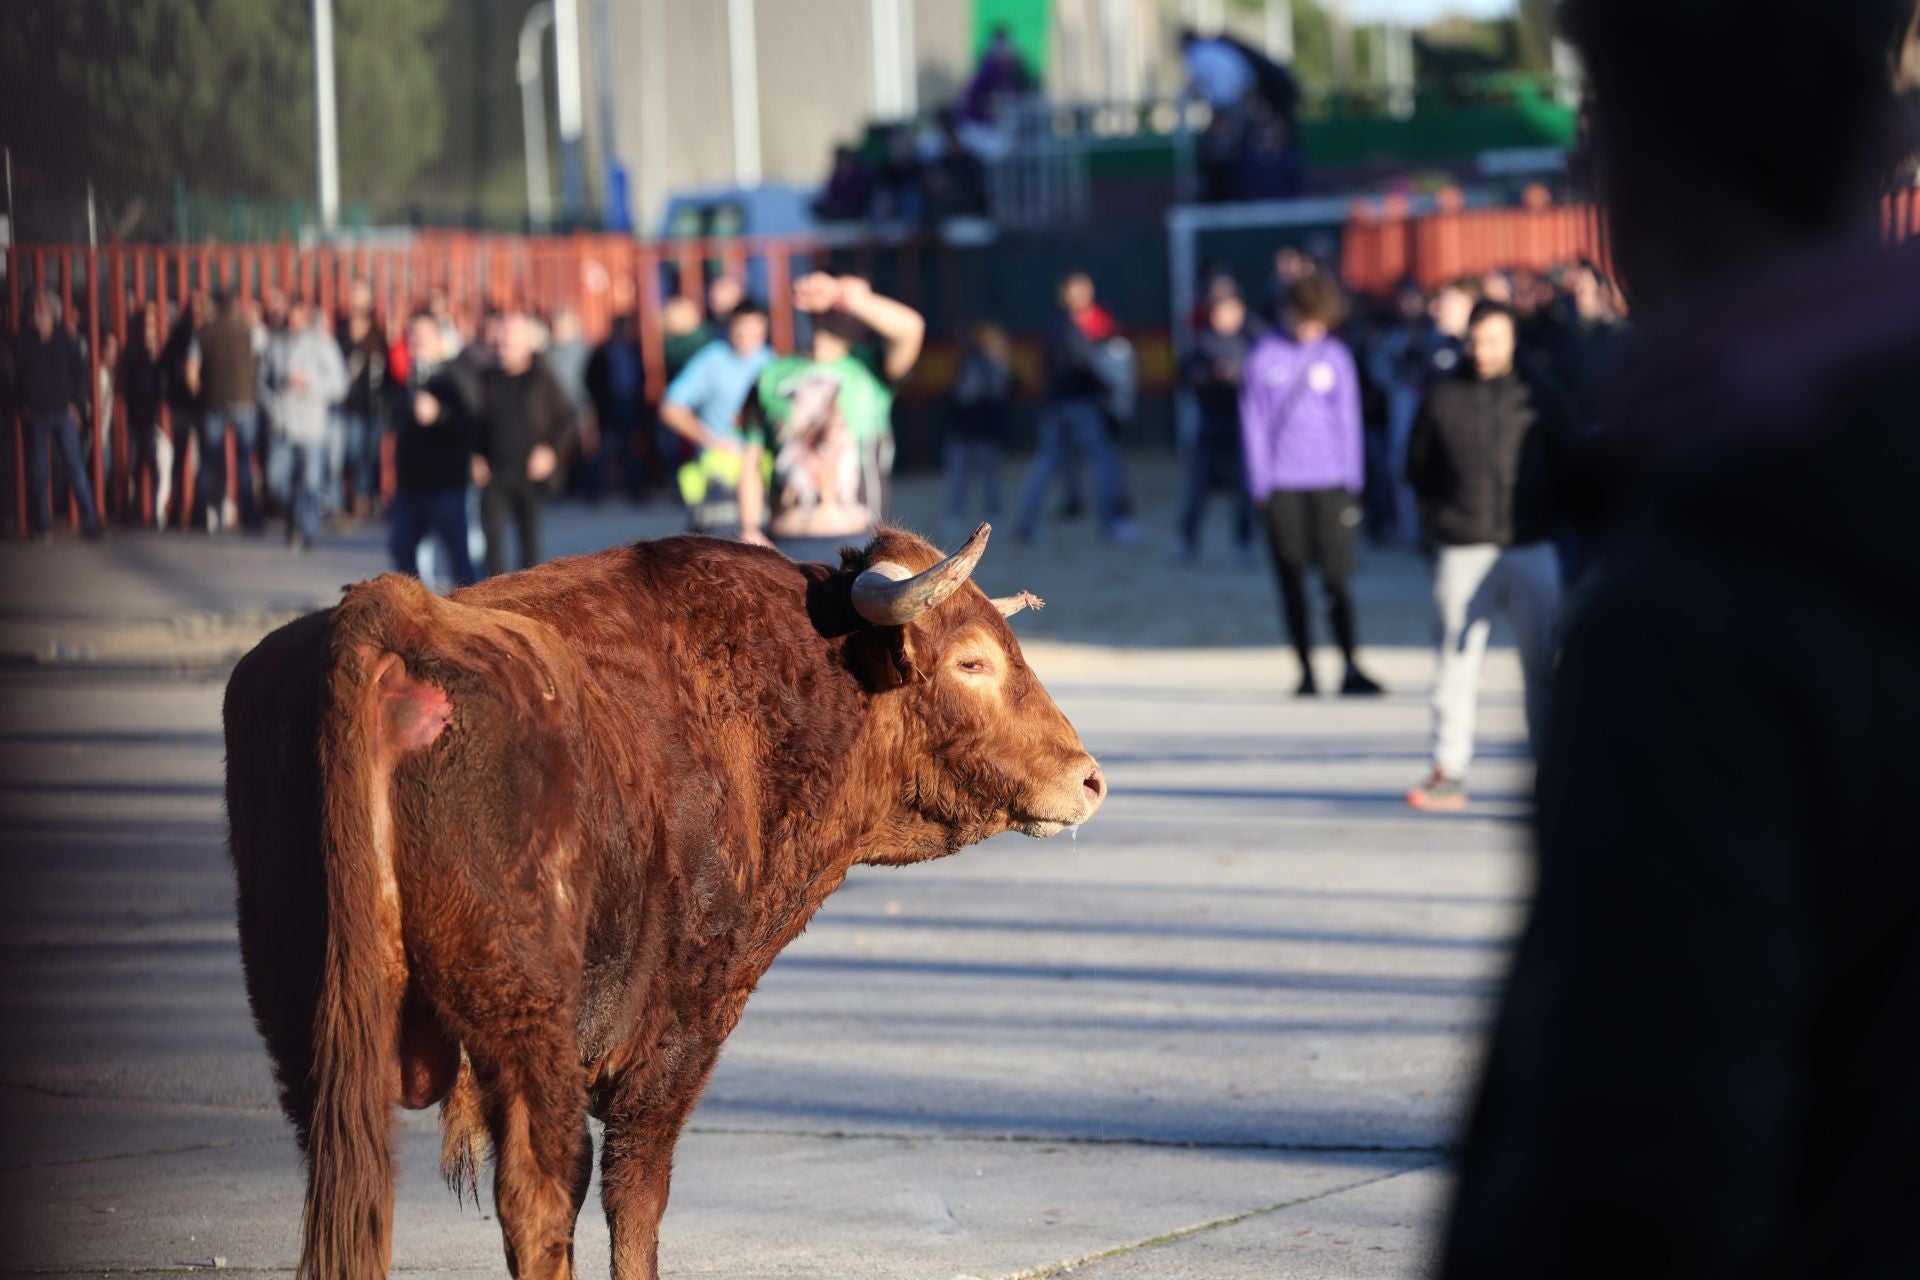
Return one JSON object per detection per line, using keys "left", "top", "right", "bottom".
{"left": 770, "top": 368, "right": 869, "bottom": 537}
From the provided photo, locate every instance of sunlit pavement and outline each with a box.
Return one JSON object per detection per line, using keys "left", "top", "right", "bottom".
{"left": 0, "top": 460, "right": 1532, "bottom": 1278}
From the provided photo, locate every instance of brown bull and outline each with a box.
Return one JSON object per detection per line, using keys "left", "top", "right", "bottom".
{"left": 223, "top": 523, "right": 1103, "bottom": 1279}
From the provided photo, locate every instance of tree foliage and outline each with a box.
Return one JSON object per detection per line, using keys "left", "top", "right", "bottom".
{"left": 0, "top": 0, "right": 449, "bottom": 213}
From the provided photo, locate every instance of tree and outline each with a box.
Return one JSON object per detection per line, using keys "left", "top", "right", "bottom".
{"left": 0, "top": 0, "right": 448, "bottom": 229}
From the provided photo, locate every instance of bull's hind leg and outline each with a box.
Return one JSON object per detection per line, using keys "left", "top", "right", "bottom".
{"left": 463, "top": 1018, "right": 592, "bottom": 1280}
{"left": 598, "top": 1035, "right": 726, "bottom": 1280}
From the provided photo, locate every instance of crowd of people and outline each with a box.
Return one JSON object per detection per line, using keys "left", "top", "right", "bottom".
{"left": 1152, "top": 242, "right": 1631, "bottom": 807}
{"left": 4, "top": 269, "right": 941, "bottom": 592}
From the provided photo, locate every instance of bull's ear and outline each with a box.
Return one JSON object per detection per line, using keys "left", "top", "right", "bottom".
{"left": 847, "top": 622, "right": 925, "bottom": 691}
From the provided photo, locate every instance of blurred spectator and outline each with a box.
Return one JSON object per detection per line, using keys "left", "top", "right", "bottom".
{"left": 474, "top": 310, "right": 578, "bottom": 576}
{"left": 186, "top": 291, "right": 260, "bottom": 533}
{"left": 388, "top": 312, "right": 479, "bottom": 588}
{"left": 116, "top": 300, "right": 169, "bottom": 527}
{"left": 707, "top": 276, "right": 745, "bottom": 326}
{"left": 1367, "top": 280, "right": 1444, "bottom": 544}
{"left": 1263, "top": 246, "right": 1319, "bottom": 326}
{"left": 1183, "top": 28, "right": 1302, "bottom": 203}
{"left": 1549, "top": 259, "right": 1632, "bottom": 432}
{"left": 961, "top": 25, "right": 1036, "bottom": 126}
{"left": 258, "top": 296, "right": 347, "bottom": 552}
{"left": 659, "top": 301, "right": 773, "bottom": 535}
{"left": 545, "top": 304, "right": 595, "bottom": 495}
{"left": 92, "top": 330, "right": 119, "bottom": 520}
{"left": 16, "top": 289, "right": 102, "bottom": 540}
{"left": 921, "top": 110, "right": 990, "bottom": 222}
{"left": 1182, "top": 28, "right": 1256, "bottom": 111}
{"left": 1441, "top": 0, "right": 1920, "bottom": 1273}
{"left": 661, "top": 295, "right": 708, "bottom": 386}
{"left": 584, "top": 310, "right": 649, "bottom": 502}
{"left": 426, "top": 287, "right": 462, "bottom": 358}
{"left": 1177, "top": 288, "right": 1256, "bottom": 563}
{"left": 1015, "top": 271, "right": 1138, "bottom": 545}
{"left": 1240, "top": 275, "right": 1380, "bottom": 696}
{"left": 873, "top": 126, "right": 926, "bottom": 223}
{"left": 815, "top": 146, "right": 876, "bottom": 222}
{"left": 1403, "top": 301, "right": 1571, "bottom": 811}
{"left": 334, "top": 280, "right": 387, "bottom": 521}
{"left": 944, "top": 320, "right": 1014, "bottom": 529}
{"left": 738, "top": 272, "right": 924, "bottom": 559}
{"left": 1426, "top": 278, "right": 1476, "bottom": 379}
{"left": 160, "top": 292, "right": 208, "bottom": 531}
{"left": 456, "top": 307, "right": 498, "bottom": 379}
{"left": 1236, "top": 112, "right": 1307, "bottom": 201}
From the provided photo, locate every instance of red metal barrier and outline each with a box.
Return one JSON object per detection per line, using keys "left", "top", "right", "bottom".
{"left": 1340, "top": 187, "right": 1915, "bottom": 297}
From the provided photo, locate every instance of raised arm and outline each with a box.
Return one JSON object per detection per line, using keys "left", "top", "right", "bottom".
{"left": 817, "top": 274, "right": 925, "bottom": 382}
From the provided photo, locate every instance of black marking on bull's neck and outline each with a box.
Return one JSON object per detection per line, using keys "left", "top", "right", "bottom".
{"left": 803, "top": 567, "right": 865, "bottom": 640}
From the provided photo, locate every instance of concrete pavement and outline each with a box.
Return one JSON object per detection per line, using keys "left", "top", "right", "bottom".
{"left": 0, "top": 462, "right": 1532, "bottom": 1277}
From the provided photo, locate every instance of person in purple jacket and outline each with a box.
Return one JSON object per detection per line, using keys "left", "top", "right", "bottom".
{"left": 1240, "top": 274, "right": 1384, "bottom": 697}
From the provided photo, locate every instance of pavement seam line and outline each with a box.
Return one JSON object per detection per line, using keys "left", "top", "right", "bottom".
{"left": 683, "top": 1122, "right": 1454, "bottom": 1155}
{"left": 983, "top": 1158, "right": 1445, "bottom": 1280}
{"left": 8, "top": 1134, "right": 288, "bottom": 1171}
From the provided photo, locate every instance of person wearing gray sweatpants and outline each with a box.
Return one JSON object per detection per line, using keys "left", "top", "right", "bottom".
{"left": 1404, "top": 301, "right": 1572, "bottom": 811}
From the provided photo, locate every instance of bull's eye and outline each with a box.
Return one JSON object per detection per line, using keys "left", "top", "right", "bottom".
{"left": 956, "top": 658, "right": 992, "bottom": 675}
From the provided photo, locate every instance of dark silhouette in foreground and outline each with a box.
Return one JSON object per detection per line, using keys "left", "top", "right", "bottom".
{"left": 1442, "top": 1, "right": 1920, "bottom": 1277}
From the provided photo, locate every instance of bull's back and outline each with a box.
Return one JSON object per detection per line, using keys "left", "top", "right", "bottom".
{"left": 224, "top": 607, "right": 336, "bottom": 1141}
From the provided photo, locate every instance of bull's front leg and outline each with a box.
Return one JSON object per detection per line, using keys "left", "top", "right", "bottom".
{"left": 597, "top": 1034, "right": 723, "bottom": 1280}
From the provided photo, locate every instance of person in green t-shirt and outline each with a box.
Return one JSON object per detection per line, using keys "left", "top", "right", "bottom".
{"left": 738, "top": 273, "right": 925, "bottom": 555}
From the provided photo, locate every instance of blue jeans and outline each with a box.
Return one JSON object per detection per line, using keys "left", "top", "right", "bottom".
{"left": 198, "top": 403, "right": 260, "bottom": 530}
{"left": 388, "top": 488, "right": 476, "bottom": 588}
{"left": 266, "top": 435, "right": 327, "bottom": 542}
{"left": 945, "top": 438, "right": 1002, "bottom": 521}
{"left": 1016, "top": 398, "right": 1126, "bottom": 539}
{"left": 27, "top": 411, "right": 101, "bottom": 535}
{"left": 328, "top": 409, "right": 380, "bottom": 512}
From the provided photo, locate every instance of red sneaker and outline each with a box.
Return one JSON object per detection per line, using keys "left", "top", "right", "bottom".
{"left": 1406, "top": 770, "right": 1469, "bottom": 812}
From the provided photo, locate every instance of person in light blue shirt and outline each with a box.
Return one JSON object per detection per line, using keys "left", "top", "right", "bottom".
{"left": 658, "top": 303, "right": 773, "bottom": 533}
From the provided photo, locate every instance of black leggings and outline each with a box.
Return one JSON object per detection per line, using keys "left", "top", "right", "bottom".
{"left": 1261, "top": 488, "right": 1360, "bottom": 668}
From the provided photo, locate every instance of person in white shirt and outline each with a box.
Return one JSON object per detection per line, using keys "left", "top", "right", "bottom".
{"left": 257, "top": 297, "right": 348, "bottom": 551}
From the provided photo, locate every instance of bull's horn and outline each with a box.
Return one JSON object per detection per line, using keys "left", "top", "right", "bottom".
{"left": 851, "top": 523, "right": 991, "bottom": 626}
{"left": 992, "top": 591, "right": 1045, "bottom": 618}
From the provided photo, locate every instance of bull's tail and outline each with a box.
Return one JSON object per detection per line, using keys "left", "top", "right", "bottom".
{"left": 302, "top": 638, "right": 446, "bottom": 1278}
{"left": 439, "top": 1051, "right": 490, "bottom": 1208}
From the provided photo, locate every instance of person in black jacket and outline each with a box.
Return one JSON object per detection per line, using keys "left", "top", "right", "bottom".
{"left": 1403, "top": 300, "right": 1571, "bottom": 811}
{"left": 473, "top": 309, "right": 578, "bottom": 576}
{"left": 117, "top": 301, "right": 169, "bottom": 527}
{"left": 159, "top": 292, "right": 208, "bottom": 530}
{"left": 1440, "top": 1, "right": 1920, "bottom": 1276}
{"left": 387, "top": 312, "right": 478, "bottom": 587}
{"left": 583, "top": 311, "right": 649, "bottom": 502}
{"left": 1176, "top": 288, "right": 1257, "bottom": 563}
{"left": 16, "top": 290, "right": 103, "bottom": 540}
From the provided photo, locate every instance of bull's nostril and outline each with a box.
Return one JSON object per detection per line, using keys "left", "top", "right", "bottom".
{"left": 1083, "top": 768, "right": 1106, "bottom": 800}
